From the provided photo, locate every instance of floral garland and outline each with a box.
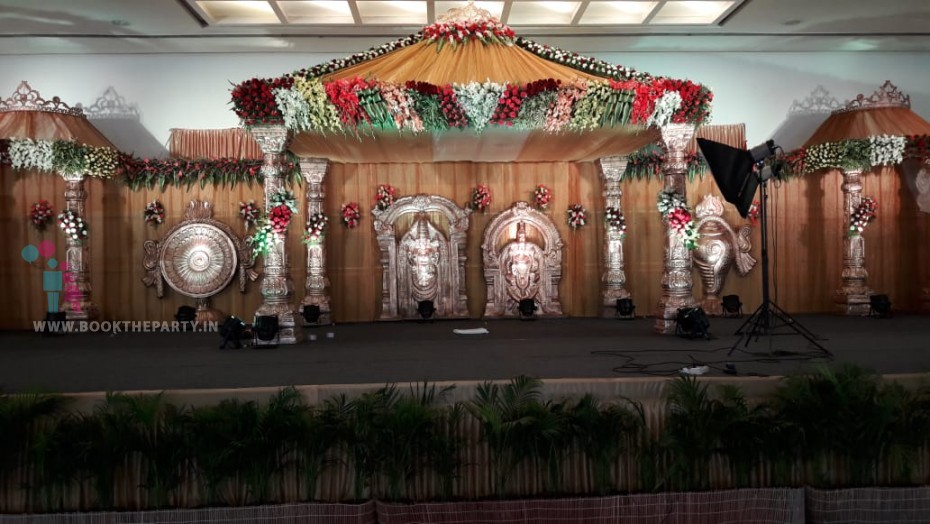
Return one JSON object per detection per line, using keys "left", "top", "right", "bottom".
{"left": 118, "top": 155, "right": 301, "bottom": 191}
{"left": 341, "top": 202, "right": 361, "bottom": 229}
{"left": 144, "top": 200, "right": 165, "bottom": 226}
{"left": 454, "top": 81, "right": 504, "bottom": 133}
{"left": 423, "top": 20, "right": 515, "bottom": 50}
{"left": 7, "top": 138, "right": 118, "bottom": 178}
{"left": 783, "top": 135, "right": 930, "bottom": 177}
{"left": 469, "top": 184, "right": 492, "bottom": 213}
{"left": 30, "top": 200, "right": 54, "bottom": 230}
{"left": 849, "top": 197, "right": 878, "bottom": 237}
{"left": 304, "top": 212, "right": 329, "bottom": 244}
{"left": 247, "top": 222, "right": 274, "bottom": 258}
{"left": 57, "top": 209, "right": 88, "bottom": 242}
{"left": 239, "top": 200, "right": 261, "bottom": 229}
{"left": 268, "top": 188, "right": 298, "bottom": 234}
{"left": 605, "top": 206, "right": 627, "bottom": 237}
{"left": 534, "top": 184, "right": 552, "bottom": 210}
{"left": 622, "top": 144, "right": 707, "bottom": 181}
{"left": 566, "top": 204, "right": 587, "bottom": 230}
{"left": 375, "top": 184, "right": 397, "bottom": 211}
{"left": 657, "top": 191, "right": 699, "bottom": 250}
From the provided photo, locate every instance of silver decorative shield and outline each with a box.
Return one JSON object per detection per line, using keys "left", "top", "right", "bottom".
{"left": 160, "top": 223, "right": 238, "bottom": 298}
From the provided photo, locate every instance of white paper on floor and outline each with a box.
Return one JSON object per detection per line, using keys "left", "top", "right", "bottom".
{"left": 453, "top": 328, "right": 490, "bottom": 335}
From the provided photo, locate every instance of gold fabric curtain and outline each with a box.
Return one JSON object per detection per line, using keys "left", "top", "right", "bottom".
{"left": 324, "top": 40, "right": 606, "bottom": 85}
{"left": 167, "top": 128, "right": 263, "bottom": 160}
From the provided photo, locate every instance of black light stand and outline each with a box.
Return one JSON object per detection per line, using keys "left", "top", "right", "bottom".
{"left": 729, "top": 164, "right": 830, "bottom": 357}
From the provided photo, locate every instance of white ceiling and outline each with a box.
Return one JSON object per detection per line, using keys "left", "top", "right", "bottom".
{"left": 0, "top": 0, "right": 928, "bottom": 54}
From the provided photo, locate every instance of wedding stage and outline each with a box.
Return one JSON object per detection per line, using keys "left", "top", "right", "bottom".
{"left": 1, "top": 314, "right": 926, "bottom": 397}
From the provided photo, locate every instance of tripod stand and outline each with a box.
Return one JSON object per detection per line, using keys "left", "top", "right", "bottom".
{"left": 730, "top": 167, "right": 831, "bottom": 357}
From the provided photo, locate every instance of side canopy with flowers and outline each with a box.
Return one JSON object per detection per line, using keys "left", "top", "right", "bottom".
{"left": 230, "top": 3, "right": 713, "bottom": 163}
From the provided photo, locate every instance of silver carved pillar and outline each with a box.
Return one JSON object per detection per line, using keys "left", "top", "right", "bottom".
{"left": 835, "top": 168, "right": 873, "bottom": 315}
{"left": 250, "top": 125, "right": 303, "bottom": 343}
{"left": 61, "top": 172, "right": 99, "bottom": 320}
{"left": 299, "top": 157, "right": 332, "bottom": 325}
{"left": 655, "top": 124, "right": 697, "bottom": 334}
{"left": 597, "top": 156, "right": 630, "bottom": 317}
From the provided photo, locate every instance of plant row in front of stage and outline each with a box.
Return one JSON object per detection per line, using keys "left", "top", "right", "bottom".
{"left": 2, "top": 365, "right": 929, "bottom": 513}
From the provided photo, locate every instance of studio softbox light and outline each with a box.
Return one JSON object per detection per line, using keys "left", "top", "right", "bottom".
{"left": 696, "top": 138, "right": 774, "bottom": 218}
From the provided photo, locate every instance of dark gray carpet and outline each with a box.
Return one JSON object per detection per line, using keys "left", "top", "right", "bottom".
{"left": 0, "top": 315, "right": 928, "bottom": 393}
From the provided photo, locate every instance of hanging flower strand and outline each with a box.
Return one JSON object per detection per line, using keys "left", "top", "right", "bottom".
{"left": 375, "top": 184, "right": 397, "bottom": 211}
{"left": 566, "top": 204, "right": 588, "bottom": 230}
{"left": 534, "top": 184, "right": 552, "bottom": 210}
{"left": 469, "top": 184, "right": 492, "bottom": 213}
{"left": 304, "top": 212, "right": 329, "bottom": 244}
{"left": 605, "top": 206, "right": 627, "bottom": 238}
{"left": 30, "top": 200, "right": 54, "bottom": 230}
{"left": 657, "top": 190, "right": 699, "bottom": 249}
{"left": 341, "top": 202, "right": 361, "bottom": 229}
{"left": 849, "top": 197, "right": 877, "bottom": 236}
{"left": 239, "top": 200, "right": 261, "bottom": 229}
{"left": 57, "top": 209, "right": 88, "bottom": 242}
{"left": 144, "top": 200, "right": 165, "bottom": 226}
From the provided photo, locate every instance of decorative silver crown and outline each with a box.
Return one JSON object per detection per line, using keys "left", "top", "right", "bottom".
{"left": 437, "top": 0, "right": 498, "bottom": 24}
{"left": 833, "top": 80, "right": 910, "bottom": 114}
{"left": 0, "top": 81, "right": 86, "bottom": 117}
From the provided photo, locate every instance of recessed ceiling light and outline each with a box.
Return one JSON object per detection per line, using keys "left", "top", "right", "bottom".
{"left": 650, "top": 1, "right": 735, "bottom": 25}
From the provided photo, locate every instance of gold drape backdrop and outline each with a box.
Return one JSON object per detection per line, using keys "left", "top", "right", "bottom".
{"left": 168, "top": 128, "right": 262, "bottom": 160}
{"left": 0, "top": 110, "right": 115, "bottom": 147}
{"left": 1, "top": 163, "right": 927, "bottom": 329}
{"left": 803, "top": 107, "right": 930, "bottom": 147}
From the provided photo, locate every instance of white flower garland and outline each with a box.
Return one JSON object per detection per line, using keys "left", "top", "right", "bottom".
{"left": 273, "top": 87, "right": 312, "bottom": 132}
{"left": 868, "top": 135, "right": 906, "bottom": 166}
{"left": 566, "top": 204, "right": 587, "bottom": 230}
{"left": 57, "top": 209, "right": 88, "bottom": 242}
{"left": 453, "top": 81, "right": 505, "bottom": 133}
{"left": 647, "top": 91, "right": 683, "bottom": 128}
{"left": 9, "top": 138, "right": 53, "bottom": 171}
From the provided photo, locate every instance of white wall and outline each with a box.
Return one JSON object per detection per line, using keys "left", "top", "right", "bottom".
{"left": 2, "top": 50, "right": 928, "bottom": 156}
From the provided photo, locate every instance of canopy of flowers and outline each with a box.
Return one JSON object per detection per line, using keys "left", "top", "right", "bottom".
{"left": 782, "top": 135, "right": 930, "bottom": 177}
{"left": 230, "top": 14, "right": 712, "bottom": 136}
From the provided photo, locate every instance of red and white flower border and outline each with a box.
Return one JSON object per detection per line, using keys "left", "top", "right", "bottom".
{"left": 534, "top": 184, "right": 552, "bottom": 211}
{"left": 304, "top": 212, "right": 329, "bottom": 244}
{"left": 849, "top": 196, "right": 877, "bottom": 236}
{"left": 469, "top": 184, "right": 492, "bottom": 213}
{"left": 57, "top": 209, "right": 88, "bottom": 242}
{"left": 341, "top": 202, "right": 361, "bottom": 229}
{"left": 657, "top": 190, "right": 699, "bottom": 250}
{"left": 239, "top": 200, "right": 261, "bottom": 229}
{"left": 144, "top": 200, "right": 165, "bottom": 226}
{"left": 375, "top": 184, "right": 397, "bottom": 211}
{"left": 30, "top": 200, "right": 54, "bottom": 230}
{"left": 566, "top": 204, "right": 587, "bottom": 230}
{"left": 605, "top": 206, "right": 627, "bottom": 238}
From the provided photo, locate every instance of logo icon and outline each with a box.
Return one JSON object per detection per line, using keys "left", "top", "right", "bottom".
{"left": 21, "top": 240, "right": 80, "bottom": 314}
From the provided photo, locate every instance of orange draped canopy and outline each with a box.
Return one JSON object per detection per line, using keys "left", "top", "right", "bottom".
{"left": 0, "top": 110, "right": 115, "bottom": 148}
{"left": 804, "top": 107, "right": 930, "bottom": 147}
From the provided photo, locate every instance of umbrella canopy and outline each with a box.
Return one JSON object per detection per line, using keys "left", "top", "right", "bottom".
{"left": 0, "top": 81, "right": 115, "bottom": 148}
{"left": 231, "top": 2, "right": 712, "bottom": 163}
{"left": 804, "top": 81, "right": 930, "bottom": 147}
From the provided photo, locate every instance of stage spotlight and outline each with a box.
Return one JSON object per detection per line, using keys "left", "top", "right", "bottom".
{"left": 175, "top": 305, "right": 196, "bottom": 323}
{"left": 303, "top": 304, "right": 322, "bottom": 324}
{"left": 417, "top": 300, "right": 436, "bottom": 321}
{"left": 518, "top": 299, "right": 537, "bottom": 320}
{"left": 721, "top": 295, "right": 743, "bottom": 318}
{"left": 253, "top": 315, "right": 280, "bottom": 347}
{"left": 219, "top": 316, "right": 246, "bottom": 349}
{"left": 869, "top": 294, "right": 892, "bottom": 318}
{"left": 675, "top": 307, "right": 711, "bottom": 340}
{"left": 616, "top": 298, "right": 636, "bottom": 320}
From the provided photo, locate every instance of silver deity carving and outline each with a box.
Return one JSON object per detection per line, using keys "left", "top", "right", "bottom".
{"left": 482, "top": 202, "right": 563, "bottom": 317}
{"left": 373, "top": 194, "right": 471, "bottom": 320}
{"left": 142, "top": 200, "right": 258, "bottom": 323}
{"left": 691, "top": 195, "right": 756, "bottom": 315}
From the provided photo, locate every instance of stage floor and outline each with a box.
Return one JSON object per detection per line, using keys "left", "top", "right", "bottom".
{"left": 1, "top": 314, "right": 928, "bottom": 394}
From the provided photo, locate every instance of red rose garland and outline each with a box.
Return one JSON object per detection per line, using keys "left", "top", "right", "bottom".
{"left": 605, "top": 206, "right": 627, "bottom": 237}
{"left": 469, "top": 184, "right": 492, "bottom": 213}
{"left": 304, "top": 212, "right": 329, "bottom": 244}
{"left": 268, "top": 188, "right": 298, "bottom": 234}
{"left": 30, "top": 200, "right": 54, "bottom": 230}
{"left": 342, "top": 202, "right": 361, "bottom": 229}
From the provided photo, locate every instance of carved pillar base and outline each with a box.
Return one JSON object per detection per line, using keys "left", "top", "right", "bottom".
{"left": 255, "top": 304, "right": 303, "bottom": 345}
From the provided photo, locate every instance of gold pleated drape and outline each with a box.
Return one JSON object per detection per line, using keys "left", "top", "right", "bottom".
{"left": 2, "top": 124, "right": 929, "bottom": 329}
{"left": 167, "top": 128, "right": 263, "bottom": 160}
{"left": 0, "top": 110, "right": 115, "bottom": 147}
{"left": 804, "top": 107, "right": 930, "bottom": 147}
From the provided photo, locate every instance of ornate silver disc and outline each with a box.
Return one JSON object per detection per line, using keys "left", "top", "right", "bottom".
{"left": 159, "top": 224, "right": 238, "bottom": 298}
